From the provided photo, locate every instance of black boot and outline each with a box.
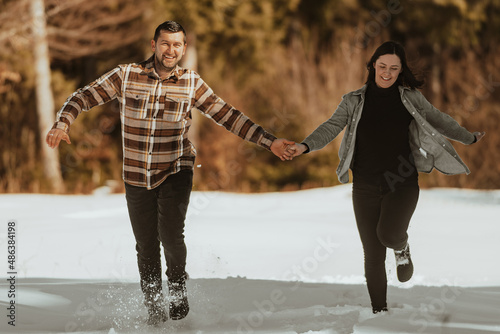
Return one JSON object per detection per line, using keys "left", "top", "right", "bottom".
{"left": 143, "top": 283, "right": 168, "bottom": 325}
{"left": 168, "top": 280, "right": 189, "bottom": 320}
{"left": 395, "top": 243, "right": 413, "bottom": 282}
{"left": 145, "top": 299, "right": 168, "bottom": 326}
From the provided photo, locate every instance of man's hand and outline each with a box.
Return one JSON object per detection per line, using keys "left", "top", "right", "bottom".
{"left": 271, "top": 138, "right": 296, "bottom": 161}
{"left": 46, "top": 129, "right": 71, "bottom": 149}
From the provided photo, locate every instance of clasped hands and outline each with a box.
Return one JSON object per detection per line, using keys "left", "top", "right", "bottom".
{"left": 270, "top": 139, "right": 308, "bottom": 161}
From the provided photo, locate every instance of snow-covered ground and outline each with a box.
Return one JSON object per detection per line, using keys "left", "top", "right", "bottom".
{"left": 1, "top": 184, "right": 499, "bottom": 333}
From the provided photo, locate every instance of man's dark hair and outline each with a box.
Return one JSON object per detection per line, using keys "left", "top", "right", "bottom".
{"left": 366, "top": 41, "right": 424, "bottom": 89}
{"left": 154, "top": 21, "right": 187, "bottom": 43}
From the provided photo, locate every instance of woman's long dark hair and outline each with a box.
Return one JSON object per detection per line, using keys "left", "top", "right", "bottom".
{"left": 366, "top": 41, "right": 424, "bottom": 89}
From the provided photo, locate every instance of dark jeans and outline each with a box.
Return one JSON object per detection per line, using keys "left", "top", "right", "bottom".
{"left": 352, "top": 181, "right": 419, "bottom": 310}
{"left": 125, "top": 170, "right": 193, "bottom": 301}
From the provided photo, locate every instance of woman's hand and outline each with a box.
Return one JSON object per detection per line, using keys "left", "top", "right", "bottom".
{"left": 473, "top": 131, "right": 486, "bottom": 143}
{"left": 286, "top": 143, "right": 308, "bottom": 158}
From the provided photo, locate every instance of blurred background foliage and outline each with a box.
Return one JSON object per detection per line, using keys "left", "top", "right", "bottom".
{"left": 0, "top": 0, "right": 499, "bottom": 193}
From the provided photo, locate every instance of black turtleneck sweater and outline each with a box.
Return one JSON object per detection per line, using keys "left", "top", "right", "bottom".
{"left": 352, "top": 82, "right": 417, "bottom": 186}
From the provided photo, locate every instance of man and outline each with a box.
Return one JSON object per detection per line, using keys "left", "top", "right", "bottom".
{"left": 46, "top": 21, "right": 294, "bottom": 325}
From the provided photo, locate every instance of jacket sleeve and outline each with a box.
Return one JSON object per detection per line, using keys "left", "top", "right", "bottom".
{"left": 52, "top": 67, "right": 123, "bottom": 133}
{"left": 415, "top": 91, "right": 475, "bottom": 145}
{"left": 302, "top": 94, "right": 351, "bottom": 152}
{"left": 193, "top": 76, "right": 276, "bottom": 151}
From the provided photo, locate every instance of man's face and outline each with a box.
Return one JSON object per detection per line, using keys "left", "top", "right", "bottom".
{"left": 151, "top": 30, "right": 187, "bottom": 74}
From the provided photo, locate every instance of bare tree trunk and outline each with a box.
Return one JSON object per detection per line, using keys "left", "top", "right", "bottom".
{"left": 431, "top": 42, "right": 443, "bottom": 108}
{"left": 181, "top": 32, "right": 201, "bottom": 181}
{"left": 182, "top": 32, "right": 199, "bottom": 148}
{"left": 31, "top": 0, "right": 64, "bottom": 193}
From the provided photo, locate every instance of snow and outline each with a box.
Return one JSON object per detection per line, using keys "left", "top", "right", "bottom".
{"left": 1, "top": 184, "right": 500, "bottom": 333}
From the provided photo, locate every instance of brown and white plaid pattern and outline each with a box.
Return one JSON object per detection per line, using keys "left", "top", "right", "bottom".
{"left": 53, "top": 55, "right": 277, "bottom": 189}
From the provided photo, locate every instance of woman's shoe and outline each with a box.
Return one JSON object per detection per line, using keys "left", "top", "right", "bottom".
{"left": 395, "top": 243, "right": 413, "bottom": 282}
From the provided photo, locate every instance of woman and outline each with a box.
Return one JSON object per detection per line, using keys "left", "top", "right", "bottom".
{"left": 288, "top": 41, "right": 485, "bottom": 313}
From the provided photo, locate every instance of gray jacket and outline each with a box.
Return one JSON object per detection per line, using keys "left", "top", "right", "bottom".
{"left": 303, "top": 85, "right": 476, "bottom": 184}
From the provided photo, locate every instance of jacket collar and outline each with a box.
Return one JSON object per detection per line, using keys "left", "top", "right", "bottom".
{"left": 352, "top": 85, "right": 368, "bottom": 96}
{"left": 352, "top": 84, "right": 411, "bottom": 97}
{"left": 398, "top": 85, "right": 412, "bottom": 93}
{"left": 138, "top": 55, "right": 184, "bottom": 81}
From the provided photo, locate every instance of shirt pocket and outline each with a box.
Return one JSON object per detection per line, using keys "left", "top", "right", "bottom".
{"left": 124, "top": 90, "right": 150, "bottom": 119}
{"left": 164, "top": 96, "right": 190, "bottom": 122}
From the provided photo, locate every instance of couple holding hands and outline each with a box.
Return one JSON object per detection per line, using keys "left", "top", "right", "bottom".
{"left": 46, "top": 21, "right": 484, "bottom": 324}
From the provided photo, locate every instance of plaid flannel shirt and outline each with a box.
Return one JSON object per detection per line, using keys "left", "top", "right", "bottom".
{"left": 53, "top": 55, "right": 277, "bottom": 189}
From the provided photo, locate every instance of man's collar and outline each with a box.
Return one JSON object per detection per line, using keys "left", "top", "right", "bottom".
{"left": 139, "top": 55, "right": 183, "bottom": 80}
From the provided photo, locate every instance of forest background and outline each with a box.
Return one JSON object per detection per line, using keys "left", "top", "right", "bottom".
{"left": 0, "top": 0, "right": 499, "bottom": 194}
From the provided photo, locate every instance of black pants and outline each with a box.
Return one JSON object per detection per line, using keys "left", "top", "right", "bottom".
{"left": 125, "top": 170, "right": 193, "bottom": 300}
{"left": 352, "top": 181, "right": 419, "bottom": 310}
